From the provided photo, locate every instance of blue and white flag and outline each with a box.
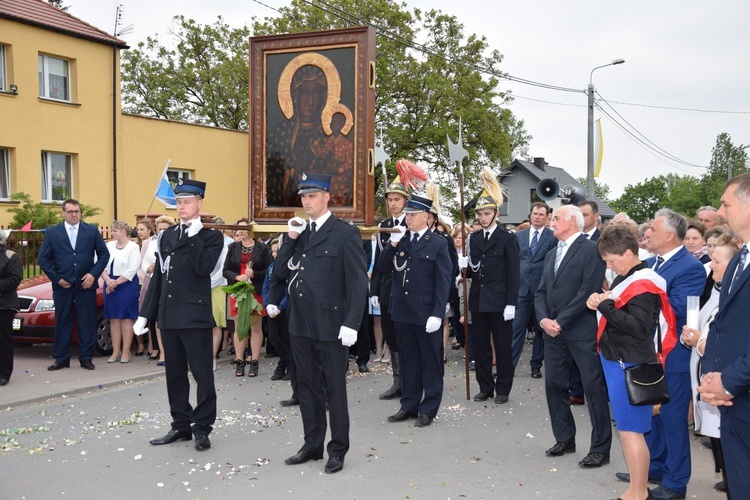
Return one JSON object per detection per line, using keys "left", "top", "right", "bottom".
{"left": 154, "top": 160, "right": 175, "bottom": 207}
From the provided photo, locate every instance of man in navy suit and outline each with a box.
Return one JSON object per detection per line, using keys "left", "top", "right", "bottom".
{"left": 38, "top": 199, "right": 109, "bottom": 371}
{"left": 699, "top": 174, "right": 750, "bottom": 498}
{"left": 535, "top": 205, "right": 611, "bottom": 468}
{"left": 630, "top": 209, "right": 705, "bottom": 500}
{"left": 378, "top": 194, "right": 452, "bottom": 428}
{"left": 511, "top": 202, "right": 556, "bottom": 378}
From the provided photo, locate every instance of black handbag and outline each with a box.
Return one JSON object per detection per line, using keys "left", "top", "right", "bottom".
{"left": 607, "top": 323, "right": 670, "bottom": 406}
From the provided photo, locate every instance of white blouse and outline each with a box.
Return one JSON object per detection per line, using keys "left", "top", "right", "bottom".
{"left": 105, "top": 240, "right": 141, "bottom": 281}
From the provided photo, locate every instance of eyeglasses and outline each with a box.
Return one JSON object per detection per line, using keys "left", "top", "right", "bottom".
{"left": 64, "top": 210, "right": 81, "bottom": 214}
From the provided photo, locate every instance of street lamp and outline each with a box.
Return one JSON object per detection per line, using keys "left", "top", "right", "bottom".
{"left": 587, "top": 58, "right": 625, "bottom": 199}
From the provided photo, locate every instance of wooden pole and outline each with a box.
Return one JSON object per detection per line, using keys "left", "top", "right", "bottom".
{"left": 458, "top": 168, "right": 471, "bottom": 401}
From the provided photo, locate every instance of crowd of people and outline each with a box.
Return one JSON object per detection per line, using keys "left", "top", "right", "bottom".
{"left": 1, "top": 170, "right": 748, "bottom": 496}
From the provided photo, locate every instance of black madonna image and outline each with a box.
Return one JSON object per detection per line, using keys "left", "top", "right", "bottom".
{"left": 266, "top": 52, "right": 355, "bottom": 208}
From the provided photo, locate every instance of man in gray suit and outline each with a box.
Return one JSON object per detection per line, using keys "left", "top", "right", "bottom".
{"left": 535, "top": 205, "right": 612, "bottom": 468}
{"left": 511, "top": 202, "right": 556, "bottom": 378}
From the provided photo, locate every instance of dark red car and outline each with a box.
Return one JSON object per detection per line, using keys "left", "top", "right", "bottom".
{"left": 13, "top": 276, "right": 113, "bottom": 356}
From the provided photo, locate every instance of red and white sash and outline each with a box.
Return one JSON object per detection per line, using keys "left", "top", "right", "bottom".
{"left": 596, "top": 268, "right": 678, "bottom": 366}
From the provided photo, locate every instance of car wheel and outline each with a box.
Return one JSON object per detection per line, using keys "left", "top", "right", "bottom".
{"left": 95, "top": 312, "right": 113, "bottom": 356}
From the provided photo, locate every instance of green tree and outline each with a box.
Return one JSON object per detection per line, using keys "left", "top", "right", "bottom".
{"left": 6, "top": 192, "right": 103, "bottom": 229}
{"left": 576, "top": 177, "right": 612, "bottom": 205}
{"left": 610, "top": 177, "right": 668, "bottom": 222}
{"left": 121, "top": 16, "right": 250, "bottom": 129}
{"left": 699, "top": 132, "right": 748, "bottom": 207}
{"left": 47, "top": 0, "right": 69, "bottom": 11}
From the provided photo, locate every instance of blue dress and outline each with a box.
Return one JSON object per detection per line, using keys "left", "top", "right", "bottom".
{"left": 103, "top": 254, "right": 140, "bottom": 320}
{"left": 600, "top": 353, "right": 653, "bottom": 433}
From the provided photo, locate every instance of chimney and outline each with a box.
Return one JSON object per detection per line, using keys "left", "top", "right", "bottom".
{"left": 533, "top": 157, "right": 548, "bottom": 170}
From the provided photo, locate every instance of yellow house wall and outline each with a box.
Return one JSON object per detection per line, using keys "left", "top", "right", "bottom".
{"left": 119, "top": 114, "right": 249, "bottom": 226}
{"left": 0, "top": 18, "right": 121, "bottom": 226}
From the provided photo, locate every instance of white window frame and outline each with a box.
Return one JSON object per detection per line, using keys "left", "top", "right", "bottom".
{"left": 41, "top": 152, "right": 73, "bottom": 202}
{"left": 0, "top": 44, "right": 6, "bottom": 92}
{"left": 0, "top": 148, "right": 9, "bottom": 200}
{"left": 38, "top": 54, "right": 70, "bottom": 102}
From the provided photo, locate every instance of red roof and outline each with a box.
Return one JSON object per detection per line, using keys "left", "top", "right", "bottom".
{"left": 0, "top": 0, "right": 128, "bottom": 48}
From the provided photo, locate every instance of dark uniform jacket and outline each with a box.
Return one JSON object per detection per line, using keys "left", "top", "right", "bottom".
{"left": 140, "top": 224, "right": 224, "bottom": 330}
{"left": 434, "top": 229, "right": 460, "bottom": 307}
{"left": 376, "top": 229, "right": 452, "bottom": 326}
{"left": 370, "top": 216, "right": 406, "bottom": 307}
{"left": 273, "top": 216, "right": 368, "bottom": 341}
{"left": 465, "top": 226, "right": 520, "bottom": 313}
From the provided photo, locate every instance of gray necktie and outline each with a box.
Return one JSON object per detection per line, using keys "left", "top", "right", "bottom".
{"left": 554, "top": 241, "right": 566, "bottom": 274}
{"left": 69, "top": 226, "right": 77, "bottom": 248}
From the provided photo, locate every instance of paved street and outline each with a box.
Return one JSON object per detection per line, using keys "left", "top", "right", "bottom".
{"left": 1, "top": 343, "right": 721, "bottom": 499}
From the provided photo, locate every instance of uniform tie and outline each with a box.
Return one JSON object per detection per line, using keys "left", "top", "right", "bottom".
{"left": 653, "top": 255, "right": 664, "bottom": 272}
{"left": 484, "top": 231, "right": 490, "bottom": 244}
{"left": 554, "top": 241, "right": 566, "bottom": 274}
{"left": 530, "top": 230, "right": 539, "bottom": 255}
{"left": 729, "top": 246, "right": 749, "bottom": 292}
{"left": 310, "top": 221, "right": 317, "bottom": 235}
{"left": 69, "top": 226, "right": 77, "bottom": 248}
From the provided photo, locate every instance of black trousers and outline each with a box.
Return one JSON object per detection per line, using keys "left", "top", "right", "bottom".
{"left": 268, "top": 311, "right": 291, "bottom": 370}
{"left": 544, "top": 334, "right": 612, "bottom": 453}
{"left": 291, "top": 335, "right": 350, "bottom": 457}
{"left": 380, "top": 305, "right": 399, "bottom": 353}
{"left": 161, "top": 328, "right": 217, "bottom": 436}
{"left": 0, "top": 310, "right": 15, "bottom": 380}
{"left": 473, "top": 311, "right": 513, "bottom": 397}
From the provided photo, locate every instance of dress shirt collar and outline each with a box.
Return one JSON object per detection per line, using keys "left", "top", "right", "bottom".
{"left": 483, "top": 223, "right": 497, "bottom": 239}
{"left": 658, "top": 245, "right": 683, "bottom": 264}
{"left": 64, "top": 221, "right": 79, "bottom": 231}
{"left": 583, "top": 227, "right": 597, "bottom": 239}
{"left": 310, "top": 210, "right": 332, "bottom": 229}
{"left": 393, "top": 213, "right": 406, "bottom": 226}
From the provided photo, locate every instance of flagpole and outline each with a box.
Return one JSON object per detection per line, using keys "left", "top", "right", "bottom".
{"left": 144, "top": 159, "right": 171, "bottom": 220}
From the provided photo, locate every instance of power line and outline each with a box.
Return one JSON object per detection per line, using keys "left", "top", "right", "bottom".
{"left": 603, "top": 98, "right": 750, "bottom": 115}
{"left": 596, "top": 91, "right": 707, "bottom": 169}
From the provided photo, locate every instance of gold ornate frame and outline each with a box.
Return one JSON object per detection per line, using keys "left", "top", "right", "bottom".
{"left": 249, "top": 26, "right": 376, "bottom": 224}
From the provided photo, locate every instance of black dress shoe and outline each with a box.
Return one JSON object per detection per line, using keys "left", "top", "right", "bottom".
{"left": 473, "top": 392, "right": 492, "bottom": 402}
{"left": 545, "top": 441, "right": 576, "bottom": 456}
{"left": 194, "top": 435, "right": 211, "bottom": 451}
{"left": 357, "top": 363, "right": 370, "bottom": 373}
{"left": 0, "top": 378, "right": 9, "bottom": 386}
{"left": 387, "top": 410, "right": 418, "bottom": 422}
{"left": 279, "top": 398, "right": 299, "bottom": 407}
{"left": 285, "top": 449, "right": 323, "bottom": 465}
{"left": 80, "top": 360, "right": 95, "bottom": 370}
{"left": 494, "top": 394, "right": 509, "bottom": 404}
{"left": 324, "top": 456, "right": 344, "bottom": 474}
{"left": 649, "top": 485, "right": 685, "bottom": 499}
{"left": 615, "top": 471, "right": 662, "bottom": 485}
{"left": 149, "top": 428, "right": 192, "bottom": 445}
{"left": 578, "top": 452, "right": 609, "bottom": 468}
{"left": 531, "top": 367, "right": 542, "bottom": 378}
{"left": 414, "top": 415, "right": 433, "bottom": 427}
{"left": 47, "top": 359, "right": 70, "bottom": 371}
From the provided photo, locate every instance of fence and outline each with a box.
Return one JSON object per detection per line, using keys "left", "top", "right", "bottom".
{"left": 4, "top": 227, "right": 112, "bottom": 279}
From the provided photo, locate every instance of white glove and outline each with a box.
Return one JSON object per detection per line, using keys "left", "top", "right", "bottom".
{"left": 458, "top": 256, "right": 469, "bottom": 269}
{"left": 389, "top": 226, "right": 406, "bottom": 244}
{"left": 444, "top": 303, "right": 451, "bottom": 316}
{"left": 503, "top": 305, "right": 516, "bottom": 321}
{"left": 370, "top": 296, "right": 380, "bottom": 308}
{"left": 287, "top": 216, "right": 307, "bottom": 235}
{"left": 133, "top": 316, "right": 149, "bottom": 336}
{"left": 266, "top": 304, "right": 279, "bottom": 318}
{"left": 425, "top": 316, "right": 442, "bottom": 333}
{"left": 186, "top": 218, "right": 203, "bottom": 238}
{"left": 338, "top": 326, "right": 358, "bottom": 347}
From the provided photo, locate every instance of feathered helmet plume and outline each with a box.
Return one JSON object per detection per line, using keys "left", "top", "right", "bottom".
{"left": 425, "top": 182, "right": 441, "bottom": 217}
{"left": 475, "top": 169, "right": 505, "bottom": 211}
{"left": 395, "top": 159, "right": 429, "bottom": 192}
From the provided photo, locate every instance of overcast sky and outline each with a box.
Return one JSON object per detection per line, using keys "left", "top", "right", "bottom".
{"left": 69, "top": 0, "right": 750, "bottom": 198}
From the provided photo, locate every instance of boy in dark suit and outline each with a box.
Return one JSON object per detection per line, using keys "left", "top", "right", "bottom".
{"left": 137, "top": 179, "right": 224, "bottom": 452}
{"left": 38, "top": 199, "right": 109, "bottom": 371}
{"left": 378, "top": 194, "right": 452, "bottom": 428}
